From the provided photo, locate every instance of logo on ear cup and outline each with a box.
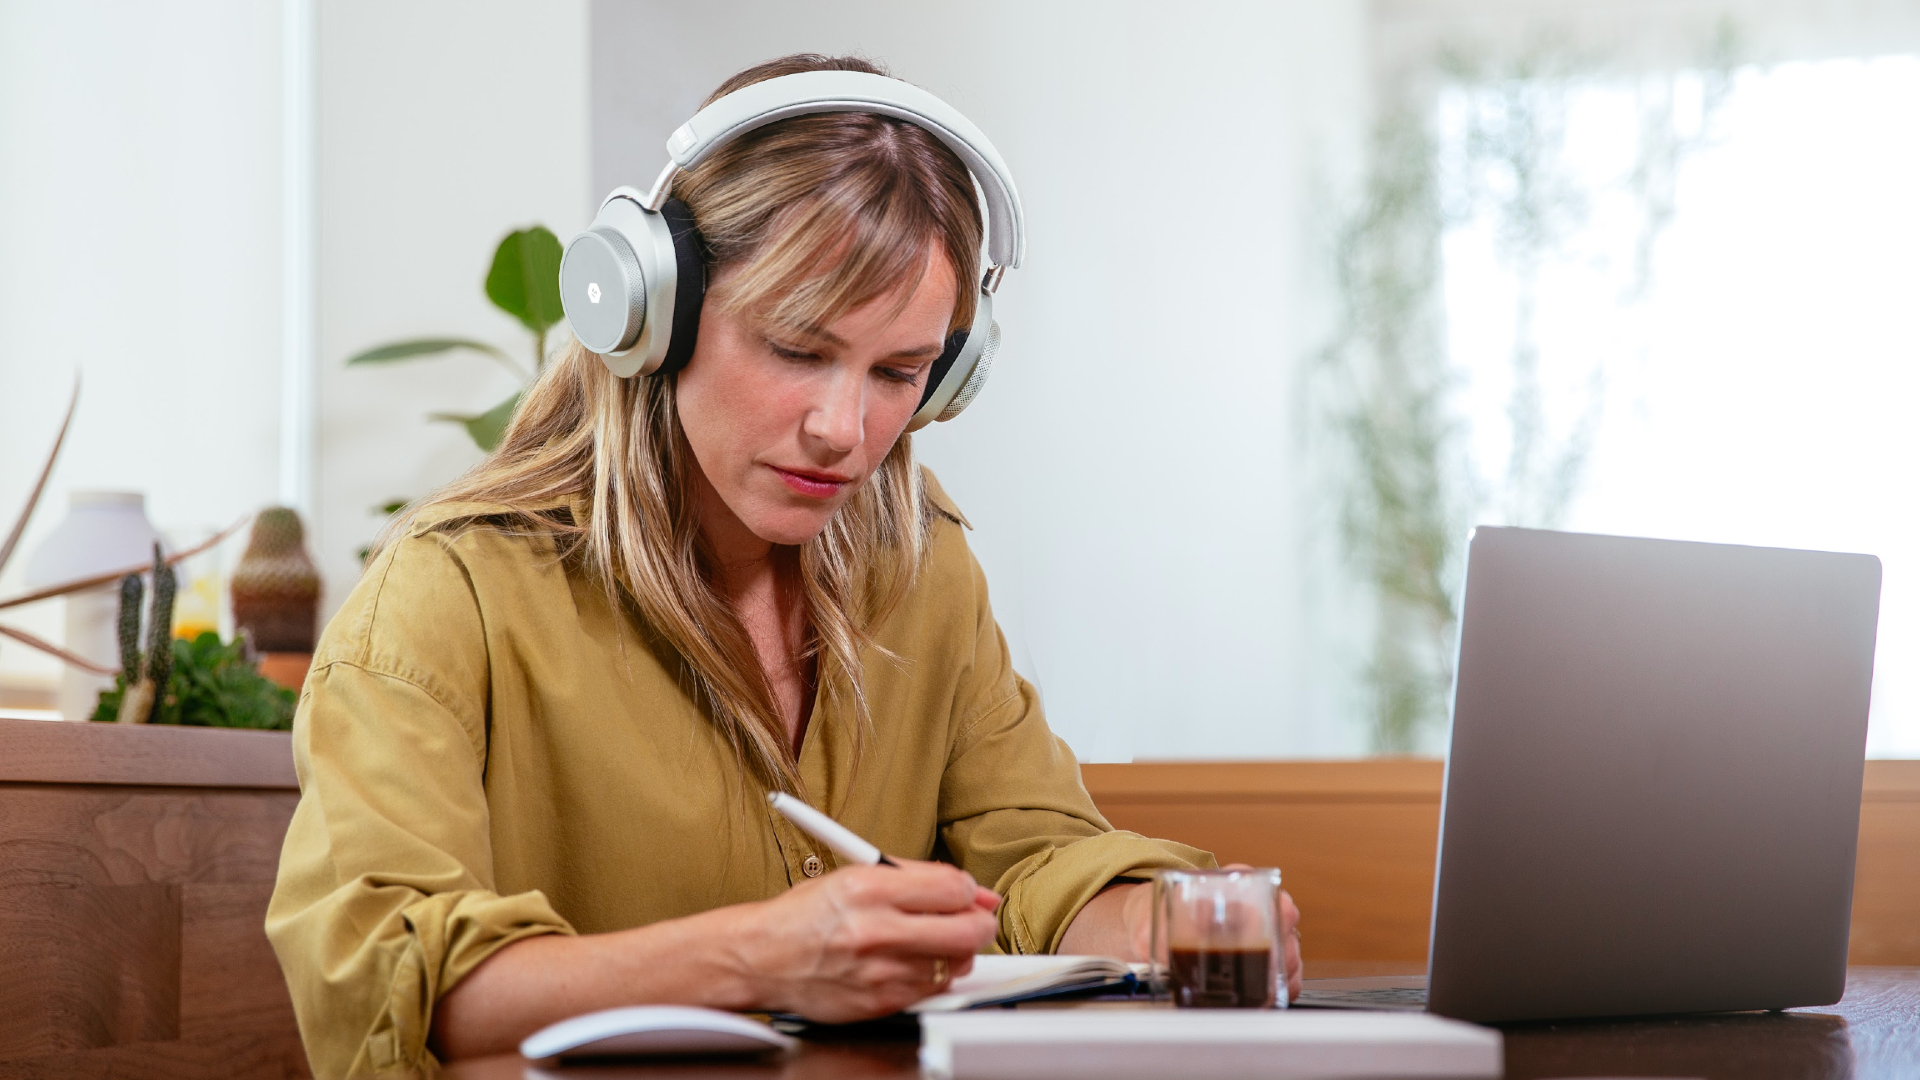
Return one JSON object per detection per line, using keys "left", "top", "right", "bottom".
{"left": 587, "top": 282, "right": 602, "bottom": 303}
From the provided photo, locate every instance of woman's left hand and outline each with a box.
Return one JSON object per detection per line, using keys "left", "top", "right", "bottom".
{"left": 1061, "top": 863, "right": 1303, "bottom": 1003}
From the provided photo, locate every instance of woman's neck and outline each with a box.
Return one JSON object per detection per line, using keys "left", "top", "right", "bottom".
{"left": 690, "top": 467, "right": 816, "bottom": 753}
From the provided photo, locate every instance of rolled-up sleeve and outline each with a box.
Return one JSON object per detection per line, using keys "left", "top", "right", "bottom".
{"left": 931, "top": 525, "right": 1213, "bottom": 954}
{"left": 265, "top": 535, "right": 574, "bottom": 1077}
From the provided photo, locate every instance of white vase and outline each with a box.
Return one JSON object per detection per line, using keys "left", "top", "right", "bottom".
{"left": 24, "top": 492, "right": 163, "bottom": 721}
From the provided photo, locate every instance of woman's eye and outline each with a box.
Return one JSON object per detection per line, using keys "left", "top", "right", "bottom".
{"left": 876, "top": 366, "right": 921, "bottom": 386}
{"left": 766, "top": 340, "right": 820, "bottom": 361}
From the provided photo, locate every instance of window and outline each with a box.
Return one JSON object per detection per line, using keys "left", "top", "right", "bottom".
{"left": 1440, "top": 56, "right": 1920, "bottom": 754}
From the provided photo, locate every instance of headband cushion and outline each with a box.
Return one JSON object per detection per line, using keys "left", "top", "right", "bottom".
{"left": 657, "top": 197, "right": 707, "bottom": 375}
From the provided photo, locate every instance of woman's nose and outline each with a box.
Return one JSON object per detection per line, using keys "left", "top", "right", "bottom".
{"left": 803, "top": 369, "right": 865, "bottom": 453}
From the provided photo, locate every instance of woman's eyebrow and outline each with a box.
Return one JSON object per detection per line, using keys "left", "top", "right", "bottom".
{"left": 784, "top": 321, "right": 944, "bottom": 361}
{"left": 786, "top": 321, "right": 846, "bottom": 348}
{"left": 884, "top": 342, "right": 946, "bottom": 360}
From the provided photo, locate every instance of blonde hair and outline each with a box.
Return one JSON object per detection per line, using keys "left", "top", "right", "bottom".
{"left": 378, "top": 55, "right": 983, "bottom": 796}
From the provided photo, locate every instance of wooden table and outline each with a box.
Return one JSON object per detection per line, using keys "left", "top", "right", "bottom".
{"left": 444, "top": 967, "right": 1920, "bottom": 1080}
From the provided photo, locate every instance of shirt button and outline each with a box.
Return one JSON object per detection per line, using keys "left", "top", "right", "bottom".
{"left": 802, "top": 854, "right": 824, "bottom": 878}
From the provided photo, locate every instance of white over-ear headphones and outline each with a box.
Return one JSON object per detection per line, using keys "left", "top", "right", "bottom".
{"left": 559, "top": 70, "right": 1025, "bottom": 432}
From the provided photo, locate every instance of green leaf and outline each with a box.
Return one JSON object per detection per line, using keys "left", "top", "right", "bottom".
{"left": 485, "top": 226, "right": 565, "bottom": 337}
{"left": 430, "top": 391, "right": 522, "bottom": 452}
{"left": 345, "top": 338, "right": 509, "bottom": 365}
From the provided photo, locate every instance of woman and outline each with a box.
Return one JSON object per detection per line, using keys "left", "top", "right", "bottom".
{"left": 267, "top": 54, "right": 1300, "bottom": 1075}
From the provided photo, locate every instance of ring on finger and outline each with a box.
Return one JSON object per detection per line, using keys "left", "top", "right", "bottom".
{"left": 932, "top": 956, "right": 949, "bottom": 985}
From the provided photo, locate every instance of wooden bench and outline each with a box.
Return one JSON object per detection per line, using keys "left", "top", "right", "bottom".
{"left": 1084, "top": 759, "right": 1920, "bottom": 968}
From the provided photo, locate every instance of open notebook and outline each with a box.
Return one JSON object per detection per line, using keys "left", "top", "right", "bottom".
{"left": 522, "top": 956, "right": 1147, "bottom": 1059}
{"left": 909, "top": 954, "right": 1146, "bottom": 1012}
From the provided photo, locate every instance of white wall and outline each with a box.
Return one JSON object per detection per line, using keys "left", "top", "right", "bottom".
{"left": 1, "top": 0, "right": 593, "bottom": 690}
{"left": 591, "top": 0, "right": 1373, "bottom": 759}
{"left": 8, "top": 1, "right": 1909, "bottom": 758}
{"left": 315, "top": 0, "right": 592, "bottom": 610}
{"left": 3, "top": 1, "right": 1377, "bottom": 758}
{"left": 0, "top": 0, "right": 284, "bottom": 687}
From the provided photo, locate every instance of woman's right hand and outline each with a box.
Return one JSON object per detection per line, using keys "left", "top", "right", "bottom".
{"left": 724, "top": 859, "right": 1000, "bottom": 1022}
{"left": 431, "top": 860, "right": 1000, "bottom": 1059}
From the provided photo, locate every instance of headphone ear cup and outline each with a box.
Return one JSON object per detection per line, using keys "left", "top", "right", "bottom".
{"left": 653, "top": 197, "right": 708, "bottom": 376}
{"left": 561, "top": 207, "right": 652, "bottom": 370}
{"left": 906, "top": 289, "right": 996, "bottom": 432}
{"left": 560, "top": 193, "right": 706, "bottom": 378}
{"left": 939, "top": 319, "right": 999, "bottom": 418}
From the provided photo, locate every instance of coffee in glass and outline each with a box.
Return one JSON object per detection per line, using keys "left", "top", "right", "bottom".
{"left": 1151, "top": 867, "right": 1286, "bottom": 1009}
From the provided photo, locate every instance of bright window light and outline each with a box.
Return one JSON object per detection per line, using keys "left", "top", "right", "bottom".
{"left": 1441, "top": 55, "right": 1920, "bottom": 756}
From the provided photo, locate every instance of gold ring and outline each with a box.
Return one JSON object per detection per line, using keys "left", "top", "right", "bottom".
{"left": 932, "top": 957, "right": 949, "bottom": 985}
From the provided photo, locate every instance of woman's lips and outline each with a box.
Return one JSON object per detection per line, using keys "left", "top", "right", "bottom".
{"left": 770, "top": 465, "right": 851, "bottom": 499}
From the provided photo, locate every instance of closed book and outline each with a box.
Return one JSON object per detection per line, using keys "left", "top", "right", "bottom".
{"left": 918, "top": 1008, "right": 1501, "bottom": 1080}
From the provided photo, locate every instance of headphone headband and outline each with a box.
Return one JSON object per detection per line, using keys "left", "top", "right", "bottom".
{"left": 662, "top": 71, "right": 1025, "bottom": 270}
{"left": 563, "top": 67, "right": 1017, "bottom": 426}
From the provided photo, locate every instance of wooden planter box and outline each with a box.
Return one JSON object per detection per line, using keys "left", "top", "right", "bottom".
{"left": 0, "top": 719, "right": 306, "bottom": 1079}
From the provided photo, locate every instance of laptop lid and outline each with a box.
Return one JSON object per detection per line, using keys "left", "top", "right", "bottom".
{"left": 1428, "top": 527, "right": 1880, "bottom": 1023}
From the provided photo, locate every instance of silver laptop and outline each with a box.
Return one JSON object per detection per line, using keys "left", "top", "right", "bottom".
{"left": 1300, "top": 526, "right": 1881, "bottom": 1022}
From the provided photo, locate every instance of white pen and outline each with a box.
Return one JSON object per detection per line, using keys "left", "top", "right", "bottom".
{"left": 767, "top": 791, "right": 901, "bottom": 868}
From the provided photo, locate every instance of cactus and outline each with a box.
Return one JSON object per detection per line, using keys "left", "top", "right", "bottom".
{"left": 144, "top": 543, "right": 175, "bottom": 721}
{"left": 113, "top": 546, "right": 175, "bottom": 725}
{"left": 117, "top": 572, "right": 144, "bottom": 680}
{"left": 113, "top": 569, "right": 154, "bottom": 722}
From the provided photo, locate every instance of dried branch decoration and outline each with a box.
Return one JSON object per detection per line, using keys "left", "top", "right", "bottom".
{"left": 0, "top": 623, "right": 116, "bottom": 676}
{"left": 0, "top": 379, "right": 242, "bottom": 676}
{"left": 0, "top": 522, "right": 242, "bottom": 615}
{"left": 0, "top": 379, "right": 77, "bottom": 577}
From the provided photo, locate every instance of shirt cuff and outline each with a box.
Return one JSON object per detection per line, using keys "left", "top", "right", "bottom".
{"left": 998, "top": 831, "right": 1215, "bottom": 954}
{"left": 373, "top": 888, "right": 575, "bottom": 1073}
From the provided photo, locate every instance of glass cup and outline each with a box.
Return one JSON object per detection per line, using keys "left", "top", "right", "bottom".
{"left": 1150, "top": 867, "right": 1286, "bottom": 1009}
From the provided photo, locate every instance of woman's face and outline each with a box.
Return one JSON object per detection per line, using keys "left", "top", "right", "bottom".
{"left": 676, "top": 251, "right": 958, "bottom": 550}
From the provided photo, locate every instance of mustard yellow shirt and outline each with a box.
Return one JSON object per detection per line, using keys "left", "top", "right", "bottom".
{"left": 265, "top": 473, "right": 1212, "bottom": 1076}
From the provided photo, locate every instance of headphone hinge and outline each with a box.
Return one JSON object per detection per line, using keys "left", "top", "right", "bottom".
{"left": 981, "top": 265, "right": 1006, "bottom": 295}
{"left": 640, "top": 160, "right": 677, "bottom": 212}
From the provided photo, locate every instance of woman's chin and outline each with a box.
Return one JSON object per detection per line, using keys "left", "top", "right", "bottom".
{"left": 744, "top": 506, "right": 838, "bottom": 547}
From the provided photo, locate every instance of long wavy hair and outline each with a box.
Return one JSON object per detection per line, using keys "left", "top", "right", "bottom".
{"left": 376, "top": 54, "right": 983, "bottom": 795}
